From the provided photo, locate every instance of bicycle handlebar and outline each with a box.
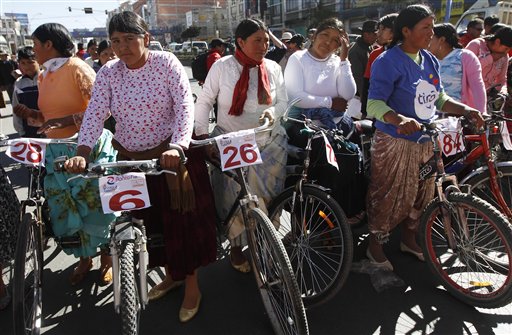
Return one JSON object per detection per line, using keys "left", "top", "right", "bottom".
{"left": 0, "top": 134, "right": 78, "bottom": 147}
{"left": 190, "top": 117, "right": 272, "bottom": 147}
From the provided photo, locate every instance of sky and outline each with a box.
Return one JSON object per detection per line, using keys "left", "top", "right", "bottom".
{"left": 0, "top": 0, "right": 122, "bottom": 32}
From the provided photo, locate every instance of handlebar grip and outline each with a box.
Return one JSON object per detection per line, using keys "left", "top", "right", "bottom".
{"left": 168, "top": 143, "right": 188, "bottom": 165}
{"left": 53, "top": 155, "right": 69, "bottom": 172}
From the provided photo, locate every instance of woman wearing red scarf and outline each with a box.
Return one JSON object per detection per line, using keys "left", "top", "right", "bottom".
{"left": 195, "top": 18, "right": 288, "bottom": 273}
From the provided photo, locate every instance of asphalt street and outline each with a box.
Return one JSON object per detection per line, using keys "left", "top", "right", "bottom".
{"left": 1, "top": 66, "right": 512, "bottom": 334}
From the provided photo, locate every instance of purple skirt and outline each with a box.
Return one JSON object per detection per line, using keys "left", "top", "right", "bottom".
{"left": 132, "top": 147, "right": 217, "bottom": 280}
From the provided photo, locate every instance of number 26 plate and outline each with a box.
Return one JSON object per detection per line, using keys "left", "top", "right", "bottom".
{"left": 215, "top": 129, "right": 263, "bottom": 171}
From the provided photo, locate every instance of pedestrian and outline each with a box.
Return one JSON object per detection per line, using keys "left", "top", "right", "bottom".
{"left": 0, "top": 163, "right": 20, "bottom": 311}
{"left": 484, "top": 15, "right": 500, "bottom": 35}
{"left": 0, "top": 50, "right": 18, "bottom": 102}
{"left": 365, "top": 4, "right": 485, "bottom": 271}
{"left": 466, "top": 25, "right": 512, "bottom": 95}
{"left": 84, "top": 39, "right": 99, "bottom": 68}
{"left": 266, "top": 31, "right": 305, "bottom": 71}
{"left": 349, "top": 20, "right": 378, "bottom": 98}
{"left": 75, "top": 42, "right": 86, "bottom": 59}
{"left": 64, "top": 11, "right": 217, "bottom": 323}
{"left": 459, "top": 18, "right": 484, "bottom": 47}
{"left": 92, "top": 40, "right": 116, "bottom": 73}
{"left": 13, "top": 22, "right": 117, "bottom": 286}
{"left": 195, "top": 18, "right": 288, "bottom": 274}
{"left": 361, "top": 13, "right": 398, "bottom": 118}
{"left": 428, "top": 23, "right": 486, "bottom": 114}
{"left": 12, "top": 46, "right": 42, "bottom": 137}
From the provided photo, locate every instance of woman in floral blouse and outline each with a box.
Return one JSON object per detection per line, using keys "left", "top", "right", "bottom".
{"left": 65, "top": 12, "right": 217, "bottom": 323}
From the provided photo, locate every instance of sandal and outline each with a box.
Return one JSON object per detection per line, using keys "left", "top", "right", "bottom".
{"left": 99, "top": 266, "right": 113, "bottom": 286}
{"left": 70, "top": 258, "right": 93, "bottom": 286}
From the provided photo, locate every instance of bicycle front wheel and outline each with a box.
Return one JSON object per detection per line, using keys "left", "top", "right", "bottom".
{"left": 268, "top": 185, "right": 353, "bottom": 307}
{"left": 246, "top": 208, "right": 309, "bottom": 335}
{"left": 420, "top": 192, "right": 512, "bottom": 308}
{"left": 13, "top": 213, "right": 43, "bottom": 335}
{"left": 463, "top": 165, "right": 512, "bottom": 218}
{"left": 119, "top": 241, "right": 140, "bottom": 335}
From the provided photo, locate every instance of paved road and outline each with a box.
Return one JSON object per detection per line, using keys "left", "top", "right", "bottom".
{"left": 1, "top": 67, "right": 512, "bottom": 334}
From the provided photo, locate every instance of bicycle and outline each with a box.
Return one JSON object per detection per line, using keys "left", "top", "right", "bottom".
{"left": 191, "top": 118, "right": 309, "bottom": 335}
{"left": 417, "top": 122, "right": 512, "bottom": 308}
{"left": 55, "top": 154, "right": 181, "bottom": 335}
{"left": 267, "top": 99, "right": 354, "bottom": 308}
{"left": 0, "top": 136, "right": 77, "bottom": 335}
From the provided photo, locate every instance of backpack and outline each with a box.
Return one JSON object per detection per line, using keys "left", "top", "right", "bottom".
{"left": 191, "top": 52, "right": 209, "bottom": 82}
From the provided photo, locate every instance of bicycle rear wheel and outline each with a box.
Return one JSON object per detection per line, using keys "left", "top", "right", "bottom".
{"left": 463, "top": 165, "right": 512, "bottom": 217}
{"left": 420, "top": 192, "right": 512, "bottom": 308}
{"left": 13, "top": 212, "right": 43, "bottom": 335}
{"left": 119, "top": 241, "right": 140, "bottom": 335}
{"left": 246, "top": 208, "right": 309, "bottom": 335}
{"left": 268, "top": 184, "right": 353, "bottom": 307}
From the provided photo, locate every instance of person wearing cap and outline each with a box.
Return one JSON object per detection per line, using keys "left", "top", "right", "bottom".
{"left": 207, "top": 38, "right": 227, "bottom": 71}
{"left": 266, "top": 31, "right": 305, "bottom": 71}
{"left": 459, "top": 18, "right": 484, "bottom": 47}
{"left": 361, "top": 13, "right": 398, "bottom": 118}
{"left": 466, "top": 25, "right": 512, "bottom": 95}
{"left": 348, "top": 20, "right": 378, "bottom": 98}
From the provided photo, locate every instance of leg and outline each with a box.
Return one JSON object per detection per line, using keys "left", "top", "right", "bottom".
{"left": 69, "top": 256, "right": 93, "bottom": 286}
{"left": 99, "top": 248, "right": 113, "bottom": 285}
{"left": 229, "top": 236, "right": 250, "bottom": 273}
{"left": 147, "top": 265, "right": 184, "bottom": 301}
{"left": 179, "top": 270, "right": 202, "bottom": 322}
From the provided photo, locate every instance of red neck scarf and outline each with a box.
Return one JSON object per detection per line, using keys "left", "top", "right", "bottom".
{"left": 229, "top": 48, "right": 272, "bottom": 116}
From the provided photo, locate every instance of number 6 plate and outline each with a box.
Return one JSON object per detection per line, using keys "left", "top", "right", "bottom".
{"left": 99, "top": 172, "right": 151, "bottom": 214}
{"left": 215, "top": 129, "right": 263, "bottom": 171}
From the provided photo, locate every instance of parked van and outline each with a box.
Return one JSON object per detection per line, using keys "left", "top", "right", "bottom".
{"left": 168, "top": 42, "right": 182, "bottom": 53}
{"left": 181, "top": 41, "right": 208, "bottom": 53}
{"left": 149, "top": 41, "right": 163, "bottom": 51}
{"left": 455, "top": 0, "right": 512, "bottom": 33}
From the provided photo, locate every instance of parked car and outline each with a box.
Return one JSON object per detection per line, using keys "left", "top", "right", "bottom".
{"left": 168, "top": 42, "right": 182, "bottom": 53}
{"left": 149, "top": 41, "right": 163, "bottom": 51}
{"left": 180, "top": 41, "right": 208, "bottom": 53}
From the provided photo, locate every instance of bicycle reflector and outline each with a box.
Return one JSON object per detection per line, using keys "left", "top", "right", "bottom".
{"left": 318, "top": 210, "right": 335, "bottom": 229}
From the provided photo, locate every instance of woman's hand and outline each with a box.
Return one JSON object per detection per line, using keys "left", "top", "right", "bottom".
{"left": 338, "top": 31, "right": 350, "bottom": 61}
{"left": 13, "top": 104, "right": 37, "bottom": 119}
{"left": 464, "top": 108, "right": 486, "bottom": 130}
{"left": 64, "top": 156, "right": 88, "bottom": 174}
{"left": 160, "top": 149, "right": 181, "bottom": 170}
{"left": 37, "top": 116, "right": 74, "bottom": 134}
{"left": 396, "top": 116, "right": 422, "bottom": 135}
{"left": 259, "top": 109, "right": 274, "bottom": 126}
{"left": 331, "top": 97, "right": 348, "bottom": 112}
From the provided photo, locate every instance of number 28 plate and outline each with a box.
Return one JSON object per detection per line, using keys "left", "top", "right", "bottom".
{"left": 5, "top": 138, "right": 52, "bottom": 166}
{"left": 215, "top": 129, "right": 263, "bottom": 171}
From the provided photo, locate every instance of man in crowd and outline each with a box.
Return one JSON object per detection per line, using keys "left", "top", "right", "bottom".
{"left": 348, "top": 20, "right": 378, "bottom": 98}
{"left": 459, "top": 18, "right": 484, "bottom": 47}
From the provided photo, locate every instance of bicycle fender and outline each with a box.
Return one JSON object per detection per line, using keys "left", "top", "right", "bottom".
{"left": 460, "top": 161, "right": 512, "bottom": 184}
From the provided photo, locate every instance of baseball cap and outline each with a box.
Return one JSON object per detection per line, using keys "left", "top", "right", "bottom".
{"left": 210, "top": 38, "right": 228, "bottom": 48}
{"left": 281, "top": 32, "right": 293, "bottom": 41}
{"left": 355, "top": 20, "right": 378, "bottom": 34}
{"left": 289, "top": 34, "right": 305, "bottom": 45}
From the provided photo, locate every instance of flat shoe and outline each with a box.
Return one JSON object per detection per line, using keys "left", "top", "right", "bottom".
{"left": 230, "top": 253, "right": 251, "bottom": 273}
{"left": 148, "top": 281, "right": 184, "bottom": 301}
{"left": 400, "top": 242, "right": 425, "bottom": 262}
{"left": 366, "top": 248, "right": 394, "bottom": 271}
{"left": 179, "top": 294, "right": 201, "bottom": 323}
{"left": 100, "top": 267, "right": 113, "bottom": 286}
{"left": 70, "top": 260, "right": 93, "bottom": 286}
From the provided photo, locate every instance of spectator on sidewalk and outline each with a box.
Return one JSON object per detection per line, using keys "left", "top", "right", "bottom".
{"left": 12, "top": 46, "right": 42, "bottom": 137}
{"left": 266, "top": 31, "right": 305, "bottom": 71}
{"left": 484, "top": 15, "right": 500, "bottom": 35}
{"left": 349, "top": 20, "right": 378, "bottom": 98}
{"left": 84, "top": 39, "right": 98, "bottom": 68}
{"left": 75, "top": 42, "right": 86, "bottom": 59}
{"left": 0, "top": 50, "right": 18, "bottom": 102}
{"left": 459, "top": 18, "right": 484, "bottom": 47}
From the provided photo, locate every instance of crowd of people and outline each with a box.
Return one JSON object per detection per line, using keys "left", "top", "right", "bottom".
{"left": 0, "top": 4, "right": 509, "bottom": 326}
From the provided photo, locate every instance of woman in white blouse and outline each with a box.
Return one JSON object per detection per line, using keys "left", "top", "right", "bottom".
{"left": 195, "top": 18, "right": 288, "bottom": 273}
{"left": 284, "top": 17, "right": 356, "bottom": 147}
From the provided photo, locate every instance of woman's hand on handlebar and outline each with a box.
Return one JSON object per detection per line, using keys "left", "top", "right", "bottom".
{"left": 464, "top": 108, "right": 485, "bottom": 130}
{"left": 395, "top": 115, "right": 422, "bottom": 135}
{"left": 259, "top": 109, "right": 274, "bottom": 126}
{"left": 64, "top": 156, "right": 88, "bottom": 174}
{"left": 160, "top": 149, "right": 181, "bottom": 170}
{"left": 331, "top": 97, "right": 348, "bottom": 112}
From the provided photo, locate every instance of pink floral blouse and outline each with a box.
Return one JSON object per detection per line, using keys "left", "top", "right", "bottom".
{"left": 78, "top": 51, "right": 194, "bottom": 151}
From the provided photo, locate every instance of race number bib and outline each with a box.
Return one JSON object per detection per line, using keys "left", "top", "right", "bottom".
{"left": 437, "top": 117, "right": 465, "bottom": 157}
{"left": 99, "top": 172, "right": 151, "bottom": 214}
{"left": 215, "top": 129, "right": 263, "bottom": 171}
{"left": 5, "top": 138, "right": 52, "bottom": 166}
{"left": 322, "top": 133, "right": 339, "bottom": 171}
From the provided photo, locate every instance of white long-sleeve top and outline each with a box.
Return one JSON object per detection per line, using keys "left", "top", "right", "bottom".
{"left": 79, "top": 51, "right": 194, "bottom": 151}
{"left": 194, "top": 55, "right": 287, "bottom": 136}
{"left": 284, "top": 49, "right": 356, "bottom": 109}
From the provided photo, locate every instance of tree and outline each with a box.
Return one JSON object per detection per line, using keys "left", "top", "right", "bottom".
{"left": 181, "top": 26, "right": 201, "bottom": 41}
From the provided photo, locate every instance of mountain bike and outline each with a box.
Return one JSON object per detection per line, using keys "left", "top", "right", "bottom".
{"left": 191, "top": 118, "right": 309, "bottom": 335}
{"left": 1, "top": 136, "right": 77, "bottom": 335}
{"left": 268, "top": 99, "right": 353, "bottom": 308}
{"left": 417, "top": 122, "right": 512, "bottom": 308}
{"left": 55, "top": 154, "right": 181, "bottom": 335}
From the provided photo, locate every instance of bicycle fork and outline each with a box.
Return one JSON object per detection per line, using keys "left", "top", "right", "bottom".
{"left": 110, "top": 214, "right": 149, "bottom": 314}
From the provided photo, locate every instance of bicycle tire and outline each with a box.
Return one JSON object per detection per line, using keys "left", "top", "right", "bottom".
{"left": 13, "top": 212, "right": 43, "bottom": 335}
{"left": 246, "top": 207, "right": 309, "bottom": 335}
{"left": 420, "top": 192, "right": 512, "bottom": 308}
{"left": 463, "top": 165, "right": 512, "bottom": 217}
{"left": 119, "top": 241, "right": 140, "bottom": 335}
{"left": 268, "top": 184, "right": 353, "bottom": 307}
